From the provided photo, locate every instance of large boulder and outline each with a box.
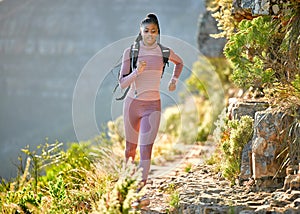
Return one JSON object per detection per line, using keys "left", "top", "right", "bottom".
{"left": 252, "top": 111, "right": 292, "bottom": 180}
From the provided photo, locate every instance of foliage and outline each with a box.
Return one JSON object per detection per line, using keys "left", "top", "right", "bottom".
{"left": 92, "top": 162, "right": 143, "bottom": 214}
{"left": 184, "top": 162, "right": 193, "bottom": 173}
{"left": 186, "top": 57, "right": 231, "bottom": 97}
{"left": 224, "top": 16, "right": 278, "bottom": 88}
{"left": 208, "top": 0, "right": 300, "bottom": 188}
{"left": 185, "top": 57, "right": 230, "bottom": 142}
{"left": 207, "top": 0, "right": 237, "bottom": 38}
{"left": 286, "top": 117, "right": 300, "bottom": 167}
{"left": 20, "top": 140, "right": 63, "bottom": 193}
{"left": 0, "top": 136, "right": 142, "bottom": 213}
{"left": 163, "top": 182, "right": 180, "bottom": 210}
{"left": 210, "top": 0, "right": 300, "bottom": 105}
{"left": 222, "top": 4, "right": 300, "bottom": 106}
{"left": 1, "top": 158, "right": 43, "bottom": 213}
{"left": 264, "top": 83, "right": 300, "bottom": 113}
{"left": 107, "top": 116, "right": 126, "bottom": 149}
{"left": 163, "top": 109, "right": 181, "bottom": 138}
{"left": 40, "top": 140, "right": 94, "bottom": 187}
{"left": 213, "top": 113, "right": 254, "bottom": 184}
{"left": 168, "top": 191, "right": 180, "bottom": 210}
{"left": 47, "top": 175, "right": 68, "bottom": 212}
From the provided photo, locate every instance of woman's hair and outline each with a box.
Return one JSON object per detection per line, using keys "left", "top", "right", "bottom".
{"left": 135, "top": 13, "right": 160, "bottom": 43}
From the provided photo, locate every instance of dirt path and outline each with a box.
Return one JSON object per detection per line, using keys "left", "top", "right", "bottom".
{"left": 149, "top": 143, "right": 215, "bottom": 179}
{"left": 141, "top": 142, "right": 215, "bottom": 213}
{"left": 139, "top": 142, "right": 300, "bottom": 214}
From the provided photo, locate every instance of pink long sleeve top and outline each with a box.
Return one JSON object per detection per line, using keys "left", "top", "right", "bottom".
{"left": 119, "top": 41, "right": 183, "bottom": 101}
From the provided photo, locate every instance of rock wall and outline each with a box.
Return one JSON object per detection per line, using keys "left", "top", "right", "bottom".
{"left": 251, "top": 111, "right": 293, "bottom": 189}
{"left": 227, "top": 0, "right": 300, "bottom": 191}
{"left": 232, "top": 0, "right": 288, "bottom": 18}
{"left": 228, "top": 99, "right": 300, "bottom": 190}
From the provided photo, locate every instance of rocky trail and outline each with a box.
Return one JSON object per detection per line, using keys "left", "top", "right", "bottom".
{"left": 139, "top": 142, "right": 300, "bottom": 214}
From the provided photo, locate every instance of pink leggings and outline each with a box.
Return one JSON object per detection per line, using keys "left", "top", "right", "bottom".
{"left": 123, "top": 97, "right": 161, "bottom": 183}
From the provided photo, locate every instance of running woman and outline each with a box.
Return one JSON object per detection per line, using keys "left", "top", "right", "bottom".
{"left": 119, "top": 13, "right": 183, "bottom": 192}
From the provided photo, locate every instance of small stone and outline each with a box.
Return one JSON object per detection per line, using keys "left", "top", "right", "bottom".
{"left": 155, "top": 192, "right": 163, "bottom": 197}
{"left": 254, "top": 204, "right": 271, "bottom": 212}
{"left": 294, "top": 197, "right": 300, "bottom": 207}
{"left": 272, "top": 4, "right": 280, "bottom": 14}
{"left": 239, "top": 210, "right": 255, "bottom": 214}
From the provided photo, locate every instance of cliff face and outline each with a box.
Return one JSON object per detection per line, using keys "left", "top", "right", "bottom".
{"left": 197, "top": 10, "right": 226, "bottom": 57}
{"left": 0, "top": 0, "right": 204, "bottom": 179}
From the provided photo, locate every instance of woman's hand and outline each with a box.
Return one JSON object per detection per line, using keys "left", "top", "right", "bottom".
{"left": 136, "top": 60, "right": 147, "bottom": 75}
{"left": 168, "top": 79, "right": 176, "bottom": 91}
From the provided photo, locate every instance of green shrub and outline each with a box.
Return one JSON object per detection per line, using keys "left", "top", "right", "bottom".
{"left": 1, "top": 157, "right": 43, "bottom": 213}
{"left": 0, "top": 134, "right": 142, "bottom": 213}
{"left": 41, "top": 141, "right": 93, "bottom": 186}
{"left": 47, "top": 175, "right": 67, "bottom": 212}
{"left": 169, "top": 191, "right": 180, "bottom": 209}
{"left": 92, "top": 162, "right": 143, "bottom": 214}
{"left": 214, "top": 114, "right": 254, "bottom": 185}
{"left": 224, "top": 16, "right": 277, "bottom": 89}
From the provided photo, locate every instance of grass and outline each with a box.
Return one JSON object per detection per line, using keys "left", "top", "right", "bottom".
{"left": 184, "top": 162, "right": 193, "bottom": 173}
{"left": 169, "top": 191, "right": 180, "bottom": 209}
{"left": 0, "top": 137, "right": 144, "bottom": 214}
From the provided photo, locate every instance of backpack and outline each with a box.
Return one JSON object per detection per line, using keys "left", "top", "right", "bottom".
{"left": 113, "top": 42, "right": 170, "bottom": 100}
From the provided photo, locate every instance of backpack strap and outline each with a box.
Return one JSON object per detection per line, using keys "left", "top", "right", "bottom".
{"left": 115, "top": 42, "right": 140, "bottom": 100}
{"left": 128, "top": 41, "right": 140, "bottom": 75}
{"left": 115, "top": 86, "right": 130, "bottom": 101}
{"left": 158, "top": 43, "right": 170, "bottom": 78}
{"left": 122, "top": 42, "right": 140, "bottom": 77}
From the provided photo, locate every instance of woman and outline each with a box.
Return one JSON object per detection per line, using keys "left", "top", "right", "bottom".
{"left": 119, "top": 13, "right": 183, "bottom": 192}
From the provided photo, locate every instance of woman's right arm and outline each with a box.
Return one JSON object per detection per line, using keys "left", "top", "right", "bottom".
{"left": 118, "top": 48, "right": 139, "bottom": 89}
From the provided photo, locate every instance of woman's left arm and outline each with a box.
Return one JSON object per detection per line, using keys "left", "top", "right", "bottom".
{"left": 168, "top": 49, "right": 183, "bottom": 91}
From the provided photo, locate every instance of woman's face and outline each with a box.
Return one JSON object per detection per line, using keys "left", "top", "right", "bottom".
{"left": 140, "top": 23, "right": 158, "bottom": 46}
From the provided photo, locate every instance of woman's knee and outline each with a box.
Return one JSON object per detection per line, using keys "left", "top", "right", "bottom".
{"left": 125, "top": 141, "right": 137, "bottom": 158}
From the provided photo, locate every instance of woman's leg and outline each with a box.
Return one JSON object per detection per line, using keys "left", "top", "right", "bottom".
{"left": 139, "top": 100, "right": 161, "bottom": 185}
{"left": 123, "top": 98, "right": 140, "bottom": 163}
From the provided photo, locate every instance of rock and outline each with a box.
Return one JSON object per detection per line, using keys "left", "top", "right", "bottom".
{"left": 290, "top": 175, "right": 300, "bottom": 190}
{"left": 284, "top": 174, "right": 300, "bottom": 190}
{"left": 202, "top": 205, "right": 229, "bottom": 213}
{"left": 228, "top": 100, "right": 268, "bottom": 182}
{"left": 231, "top": 0, "right": 289, "bottom": 18}
{"left": 240, "top": 140, "right": 253, "bottom": 181}
{"left": 143, "top": 139, "right": 299, "bottom": 214}
{"left": 228, "top": 99, "right": 269, "bottom": 120}
{"left": 232, "top": 0, "right": 254, "bottom": 21}
{"left": 144, "top": 163, "right": 300, "bottom": 214}
{"left": 252, "top": 111, "right": 293, "bottom": 182}
{"left": 294, "top": 197, "right": 300, "bottom": 207}
{"left": 239, "top": 210, "right": 255, "bottom": 214}
{"left": 272, "top": 4, "right": 280, "bottom": 14}
{"left": 254, "top": 204, "right": 272, "bottom": 212}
